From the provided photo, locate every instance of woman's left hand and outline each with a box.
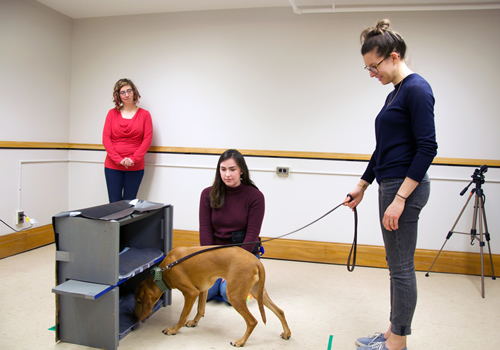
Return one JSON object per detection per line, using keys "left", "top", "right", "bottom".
{"left": 382, "top": 197, "right": 405, "bottom": 231}
{"left": 383, "top": 177, "right": 418, "bottom": 231}
{"left": 120, "top": 157, "right": 135, "bottom": 168}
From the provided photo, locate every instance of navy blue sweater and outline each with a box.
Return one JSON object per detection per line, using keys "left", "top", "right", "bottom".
{"left": 362, "top": 74, "right": 438, "bottom": 184}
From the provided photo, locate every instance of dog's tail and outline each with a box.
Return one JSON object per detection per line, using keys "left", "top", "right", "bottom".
{"left": 257, "top": 262, "right": 267, "bottom": 324}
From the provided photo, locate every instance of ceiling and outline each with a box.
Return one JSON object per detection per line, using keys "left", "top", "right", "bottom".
{"left": 37, "top": 0, "right": 500, "bottom": 19}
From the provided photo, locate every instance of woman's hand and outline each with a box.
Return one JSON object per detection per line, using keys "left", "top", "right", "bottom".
{"left": 344, "top": 186, "right": 365, "bottom": 210}
{"left": 382, "top": 177, "right": 418, "bottom": 231}
{"left": 382, "top": 196, "right": 405, "bottom": 231}
{"left": 120, "top": 157, "right": 135, "bottom": 168}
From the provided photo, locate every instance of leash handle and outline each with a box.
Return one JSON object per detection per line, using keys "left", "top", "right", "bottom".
{"left": 345, "top": 194, "right": 358, "bottom": 272}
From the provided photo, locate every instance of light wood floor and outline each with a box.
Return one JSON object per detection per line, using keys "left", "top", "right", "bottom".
{"left": 1, "top": 244, "right": 499, "bottom": 350}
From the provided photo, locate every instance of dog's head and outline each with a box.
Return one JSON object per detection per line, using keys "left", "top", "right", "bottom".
{"left": 134, "top": 278, "right": 162, "bottom": 322}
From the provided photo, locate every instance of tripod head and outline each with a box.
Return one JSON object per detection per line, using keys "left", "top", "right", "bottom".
{"left": 460, "top": 165, "right": 487, "bottom": 196}
{"left": 472, "top": 165, "right": 488, "bottom": 183}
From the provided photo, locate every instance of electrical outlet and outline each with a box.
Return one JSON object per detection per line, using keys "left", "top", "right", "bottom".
{"left": 16, "top": 210, "right": 24, "bottom": 225}
{"left": 276, "top": 166, "right": 290, "bottom": 177}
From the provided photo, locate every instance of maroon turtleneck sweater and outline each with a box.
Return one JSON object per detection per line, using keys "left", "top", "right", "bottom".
{"left": 199, "top": 183, "right": 265, "bottom": 253}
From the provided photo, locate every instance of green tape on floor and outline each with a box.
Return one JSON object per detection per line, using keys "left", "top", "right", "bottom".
{"left": 328, "top": 335, "right": 333, "bottom": 349}
{"left": 49, "top": 326, "right": 56, "bottom": 331}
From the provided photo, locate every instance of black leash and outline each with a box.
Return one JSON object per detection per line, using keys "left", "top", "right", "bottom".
{"left": 158, "top": 195, "right": 358, "bottom": 272}
{"left": 346, "top": 194, "right": 358, "bottom": 272}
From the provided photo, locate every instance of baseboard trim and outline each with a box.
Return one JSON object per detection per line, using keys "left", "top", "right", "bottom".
{"left": 172, "top": 230, "right": 499, "bottom": 276}
{"left": 0, "top": 224, "right": 55, "bottom": 259}
{"left": 2, "top": 226, "right": 498, "bottom": 277}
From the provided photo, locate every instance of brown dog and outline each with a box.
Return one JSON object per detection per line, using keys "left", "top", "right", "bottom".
{"left": 134, "top": 245, "right": 291, "bottom": 347}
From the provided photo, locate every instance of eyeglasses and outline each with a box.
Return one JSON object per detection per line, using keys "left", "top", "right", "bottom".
{"left": 119, "top": 89, "right": 133, "bottom": 96}
{"left": 364, "top": 56, "right": 389, "bottom": 74}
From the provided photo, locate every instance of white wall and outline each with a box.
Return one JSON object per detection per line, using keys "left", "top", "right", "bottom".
{"left": 1, "top": 150, "right": 69, "bottom": 235}
{"left": 0, "top": 0, "right": 72, "bottom": 143}
{"left": 69, "top": 8, "right": 500, "bottom": 159}
{"left": 68, "top": 150, "right": 500, "bottom": 253}
{"left": 67, "top": 8, "right": 500, "bottom": 254}
{"left": 1, "top": 2, "right": 499, "bottom": 257}
{"left": 0, "top": 0, "right": 72, "bottom": 235}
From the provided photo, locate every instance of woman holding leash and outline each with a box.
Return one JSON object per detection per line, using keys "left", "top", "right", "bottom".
{"left": 103, "top": 78, "right": 153, "bottom": 203}
{"left": 199, "top": 149, "right": 265, "bottom": 303}
{"left": 345, "top": 20, "right": 438, "bottom": 350}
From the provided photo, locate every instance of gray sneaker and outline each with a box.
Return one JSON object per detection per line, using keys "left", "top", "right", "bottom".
{"left": 356, "top": 332, "right": 386, "bottom": 347}
{"left": 357, "top": 342, "right": 407, "bottom": 350}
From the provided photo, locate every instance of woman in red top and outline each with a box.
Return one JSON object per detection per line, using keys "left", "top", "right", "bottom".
{"left": 102, "top": 79, "right": 153, "bottom": 203}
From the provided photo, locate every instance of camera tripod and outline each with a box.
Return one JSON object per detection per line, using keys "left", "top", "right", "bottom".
{"left": 426, "top": 165, "right": 496, "bottom": 298}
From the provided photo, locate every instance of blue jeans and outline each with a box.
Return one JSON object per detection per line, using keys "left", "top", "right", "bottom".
{"left": 378, "top": 174, "right": 430, "bottom": 336}
{"left": 104, "top": 167, "right": 144, "bottom": 203}
{"left": 207, "top": 278, "right": 230, "bottom": 303}
{"left": 207, "top": 251, "right": 260, "bottom": 304}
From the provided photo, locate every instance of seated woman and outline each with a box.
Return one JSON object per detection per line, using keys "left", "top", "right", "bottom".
{"left": 199, "top": 149, "right": 265, "bottom": 303}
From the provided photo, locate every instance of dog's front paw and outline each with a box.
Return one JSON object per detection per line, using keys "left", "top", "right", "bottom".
{"left": 185, "top": 320, "right": 198, "bottom": 328}
{"left": 162, "top": 328, "right": 178, "bottom": 336}
{"left": 230, "top": 339, "right": 246, "bottom": 347}
{"left": 280, "top": 331, "right": 291, "bottom": 340}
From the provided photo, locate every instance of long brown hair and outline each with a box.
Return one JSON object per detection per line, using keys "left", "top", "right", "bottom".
{"left": 112, "top": 78, "right": 141, "bottom": 110}
{"left": 209, "top": 149, "right": 258, "bottom": 209}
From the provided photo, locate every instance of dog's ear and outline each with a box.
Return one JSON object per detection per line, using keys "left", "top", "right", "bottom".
{"left": 134, "top": 283, "right": 149, "bottom": 321}
{"left": 135, "top": 297, "right": 152, "bottom": 322}
{"left": 134, "top": 282, "right": 155, "bottom": 322}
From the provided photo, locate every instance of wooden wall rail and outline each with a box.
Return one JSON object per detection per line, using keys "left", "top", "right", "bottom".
{"left": 2, "top": 225, "right": 498, "bottom": 277}
{"left": 1, "top": 141, "right": 499, "bottom": 167}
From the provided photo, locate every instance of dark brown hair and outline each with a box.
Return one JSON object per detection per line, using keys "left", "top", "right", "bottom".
{"left": 360, "top": 19, "right": 407, "bottom": 59}
{"left": 209, "top": 149, "right": 258, "bottom": 209}
{"left": 112, "top": 78, "right": 141, "bottom": 110}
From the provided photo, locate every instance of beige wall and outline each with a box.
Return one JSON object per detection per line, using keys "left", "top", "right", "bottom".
{"left": 0, "top": 0, "right": 71, "bottom": 235}
{"left": 68, "top": 8, "right": 500, "bottom": 159}
{"left": 1, "top": 1, "right": 499, "bottom": 257}
{"left": 0, "top": 0, "right": 72, "bottom": 143}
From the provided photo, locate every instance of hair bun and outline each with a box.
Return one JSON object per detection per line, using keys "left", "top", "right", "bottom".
{"left": 375, "top": 19, "right": 391, "bottom": 34}
{"left": 360, "top": 19, "right": 391, "bottom": 44}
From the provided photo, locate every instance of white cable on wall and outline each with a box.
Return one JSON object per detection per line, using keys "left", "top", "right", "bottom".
{"left": 17, "top": 158, "right": 500, "bottom": 211}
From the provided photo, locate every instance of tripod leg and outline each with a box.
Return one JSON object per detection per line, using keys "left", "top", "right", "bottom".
{"left": 480, "top": 196, "right": 496, "bottom": 281}
{"left": 426, "top": 190, "right": 474, "bottom": 277}
{"left": 468, "top": 188, "right": 494, "bottom": 298}
{"left": 471, "top": 192, "right": 486, "bottom": 298}
{"left": 471, "top": 191, "right": 481, "bottom": 246}
{"left": 426, "top": 232, "right": 452, "bottom": 277}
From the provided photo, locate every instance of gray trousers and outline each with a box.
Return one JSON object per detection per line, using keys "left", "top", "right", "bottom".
{"left": 379, "top": 174, "right": 430, "bottom": 336}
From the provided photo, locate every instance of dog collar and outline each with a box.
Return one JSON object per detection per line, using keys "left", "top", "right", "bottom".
{"left": 151, "top": 266, "right": 170, "bottom": 293}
